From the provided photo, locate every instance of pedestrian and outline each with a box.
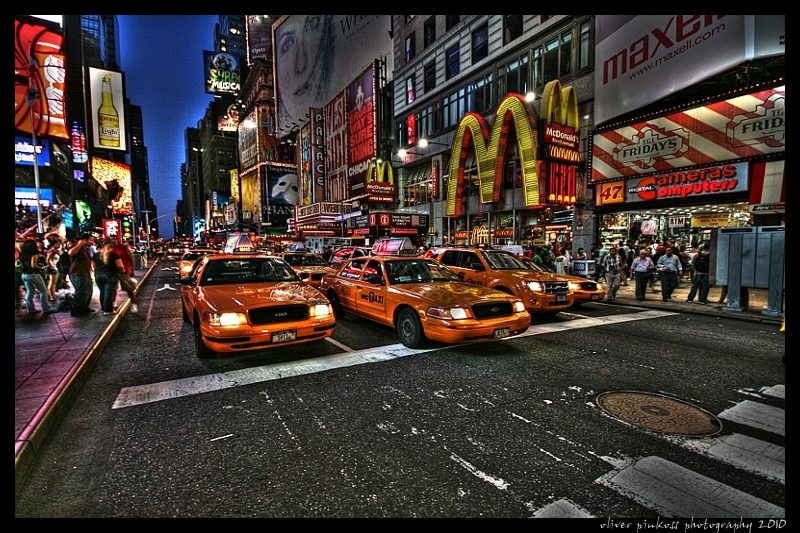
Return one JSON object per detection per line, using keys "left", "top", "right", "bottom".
{"left": 575, "top": 247, "right": 587, "bottom": 260}
{"left": 602, "top": 247, "right": 624, "bottom": 301}
{"left": 686, "top": 242, "right": 711, "bottom": 304}
{"left": 562, "top": 244, "right": 572, "bottom": 275}
{"left": 92, "top": 238, "right": 124, "bottom": 315}
{"left": 18, "top": 239, "right": 57, "bottom": 314}
{"left": 322, "top": 245, "right": 333, "bottom": 263}
{"left": 15, "top": 237, "right": 26, "bottom": 309}
{"left": 68, "top": 232, "right": 96, "bottom": 316}
{"left": 554, "top": 249, "right": 568, "bottom": 274}
{"left": 45, "top": 239, "right": 62, "bottom": 302}
{"left": 629, "top": 248, "right": 655, "bottom": 301}
{"left": 56, "top": 236, "right": 76, "bottom": 290}
{"left": 656, "top": 247, "right": 682, "bottom": 301}
{"left": 110, "top": 236, "right": 138, "bottom": 313}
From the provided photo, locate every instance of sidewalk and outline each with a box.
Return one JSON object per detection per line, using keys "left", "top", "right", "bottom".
{"left": 14, "top": 264, "right": 782, "bottom": 495}
{"left": 15, "top": 259, "right": 158, "bottom": 495}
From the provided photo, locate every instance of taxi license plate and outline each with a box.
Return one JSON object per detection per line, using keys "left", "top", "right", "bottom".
{"left": 591, "top": 294, "right": 599, "bottom": 300}
{"left": 556, "top": 293, "right": 567, "bottom": 303}
{"left": 494, "top": 327, "right": 510, "bottom": 339}
{"left": 272, "top": 330, "right": 297, "bottom": 343}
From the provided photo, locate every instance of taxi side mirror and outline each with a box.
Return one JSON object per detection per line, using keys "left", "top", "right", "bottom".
{"left": 298, "top": 271, "right": 310, "bottom": 280}
{"left": 469, "top": 262, "right": 485, "bottom": 271}
{"left": 179, "top": 276, "right": 195, "bottom": 286}
{"left": 366, "top": 274, "right": 384, "bottom": 285}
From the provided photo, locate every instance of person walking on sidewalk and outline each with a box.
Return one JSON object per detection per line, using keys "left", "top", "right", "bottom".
{"left": 110, "top": 236, "right": 138, "bottom": 314}
{"left": 602, "top": 247, "right": 624, "bottom": 301}
{"left": 630, "top": 248, "right": 655, "bottom": 301}
{"left": 68, "top": 233, "right": 96, "bottom": 316}
{"left": 686, "top": 242, "right": 711, "bottom": 304}
{"left": 18, "top": 239, "right": 58, "bottom": 314}
{"left": 92, "top": 238, "right": 124, "bottom": 316}
{"left": 656, "top": 247, "right": 682, "bottom": 301}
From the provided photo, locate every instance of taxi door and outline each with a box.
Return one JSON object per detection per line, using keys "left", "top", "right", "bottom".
{"left": 330, "top": 259, "right": 365, "bottom": 314}
{"left": 355, "top": 259, "right": 387, "bottom": 321}
{"left": 443, "top": 250, "right": 489, "bottom": 288}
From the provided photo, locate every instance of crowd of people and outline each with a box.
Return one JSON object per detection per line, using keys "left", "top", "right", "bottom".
{"left": 16, "top": 228, "right": 139, "bottom": 317}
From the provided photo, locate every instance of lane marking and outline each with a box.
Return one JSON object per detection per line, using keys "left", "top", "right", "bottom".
{"left": 113, "top": 309, "right": 677, "bottom": 409}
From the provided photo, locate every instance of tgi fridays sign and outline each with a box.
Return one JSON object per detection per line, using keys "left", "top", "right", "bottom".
{"left": 624, "top": 162, "right": 748, "bottom": 203}
{"left": 590, "top": 86, "right": 785, "bottom": 183}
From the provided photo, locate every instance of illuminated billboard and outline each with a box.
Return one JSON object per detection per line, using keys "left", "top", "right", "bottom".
{"left": 346, "top": 66, "right": 377, "bottom": 197}
{"left": 15, "top": 16, "right": 68, "bottom": 140}
{"left": 204, "top": 51, "right": 243, "bottom": 96}
{"left": 88, "top": 68, "right": 127, "bottom": 151}
{"left": 272, "top": 15, "right": 393, "bottom": 136}
{"left": 246, "top": 15, "right": 275, "bottom": 64}
{"left": 90, "top": 157, "right": 132, "bottom": 215}
{"left": 15, "top": 136, "right": 50, "bottom": 167}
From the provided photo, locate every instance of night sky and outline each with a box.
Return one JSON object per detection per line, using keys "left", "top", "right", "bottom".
{"left": 118, "top": 15, "right": 218, "bottom": 240}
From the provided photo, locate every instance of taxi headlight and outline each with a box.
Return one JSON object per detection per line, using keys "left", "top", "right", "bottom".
{"left": 514, "top": 301, "right": 525, "bottom": 313}
{"left": 427, "top": 307, "right": 471, "bottom": 320}
{"left": 205, "top": 312, "right": 247, "bottom": 327}
{"left": 309, "top": 304, "right": 332, "bottom": 318}
{"left": 568, "top": 281, "right": 581, "bottom": 291}
{"left": 525, "top": 280, "right": 544, "bottom": 292}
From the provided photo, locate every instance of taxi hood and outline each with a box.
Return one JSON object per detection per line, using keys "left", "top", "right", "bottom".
{"left": 393, "top": 281, "right": 518, "bottom": 306}
{"left": 198, "top": 282, "right": 325, "bottom": 312}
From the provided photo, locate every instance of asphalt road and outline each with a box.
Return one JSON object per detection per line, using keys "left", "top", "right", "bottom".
{"left": 15, "top": 259, "right": 785, "bottom": 518}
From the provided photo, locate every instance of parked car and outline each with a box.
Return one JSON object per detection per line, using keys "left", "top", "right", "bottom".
{"left": 433, "top": 245, "right": 573, "bottom": 315}
{"left": 318, "top": 253, "right": 530, "bottom": 348}
{"left": 179, "top": 234, "right": 335, "bottom": 358}
{"left": 279, "top": 251, "right": 336, "bottom": 289}
{"left": 518, "top": 257, "right": 605, "bottom": 306}
{"left": 177, "top": 248, "right": 218, "bottom": 277}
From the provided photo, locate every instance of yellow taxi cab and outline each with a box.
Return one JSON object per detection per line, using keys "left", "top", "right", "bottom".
{"left": 434, "top": 245, "right": 573, "bottom": 315}
{"left": 318, "top": 250, "right": 531, "bottom": 348}
{"left": 279, "top": 251, "right": 336, "bottom": 289}
{"left": 518, "top": 257, "right": 605, "bottom": 306}
{"left": 179, "top": 234, "right": 335, "bottom": 358}
{"left": 177, "top": 248, "right": 218, "bottom": 277}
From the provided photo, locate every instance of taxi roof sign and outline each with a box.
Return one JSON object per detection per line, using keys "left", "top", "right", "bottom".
{"left": 224, "top": 233, "right": 256, "bottom": 254}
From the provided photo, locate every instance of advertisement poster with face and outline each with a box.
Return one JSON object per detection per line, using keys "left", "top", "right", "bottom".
{"left": 273, "top": 15, "right": 392, "bottom": 136}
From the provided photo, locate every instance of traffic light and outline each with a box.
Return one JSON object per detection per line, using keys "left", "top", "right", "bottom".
{"left": 121, "top": 216, "right": 133, "bottom": 240}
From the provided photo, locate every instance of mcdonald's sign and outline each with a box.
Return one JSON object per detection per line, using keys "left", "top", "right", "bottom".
{"left": 365, "top": 159, "right": 396, "bottom": 203}
{"left": 446, "top": 94, "right": 539, "bottom": 217}
{"left": 540, "top": 79, "right": 581, "bottom": 162}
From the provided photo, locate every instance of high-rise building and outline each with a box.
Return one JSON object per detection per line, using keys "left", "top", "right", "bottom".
{"left": 216, "top": 15, "right": 246, "bottom": 59}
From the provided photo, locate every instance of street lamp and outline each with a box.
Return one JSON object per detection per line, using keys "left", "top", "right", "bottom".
{"left": 26, "top": 45, "right": 44, "bottom": 235}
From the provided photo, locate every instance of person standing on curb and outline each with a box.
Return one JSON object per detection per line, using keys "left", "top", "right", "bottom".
{"left": 629, "top": 248, "right": 655, "bottom": 301}
{"left": 686, "top": 242, "right": 711, "bottom": 304}
{"left": 656, "top": 247, "right": 682, "bottom": 301}
{"left": 110, "top": 236, "right": 138, "bottom": 314}
{"left": 68, "top": 232, "right": 96, "bottom": 316}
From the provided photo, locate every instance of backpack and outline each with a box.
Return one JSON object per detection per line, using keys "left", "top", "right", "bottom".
{"left": 694, "top": 253, "right": 710, "bottom": 273}
{"left": 57, "top": 249, "right": 72, "bottom": 274}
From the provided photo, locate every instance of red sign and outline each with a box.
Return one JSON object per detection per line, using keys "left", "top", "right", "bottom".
{"left": 103, "top": 218, "right": 121, "bottom": 240}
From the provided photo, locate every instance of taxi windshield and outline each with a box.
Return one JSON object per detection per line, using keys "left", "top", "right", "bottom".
{"left": 482, "top": 251, "right": 528, "bottom": 270}
{"left": 386, "top": 259, "right": 461, "bottom": 285}
{"left": 200, "top": 257, "right": 299, "bottom": 285}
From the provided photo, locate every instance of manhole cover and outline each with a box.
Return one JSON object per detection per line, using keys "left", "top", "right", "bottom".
{"left": 596, "top": 391, "right": 723, "bottom": 437}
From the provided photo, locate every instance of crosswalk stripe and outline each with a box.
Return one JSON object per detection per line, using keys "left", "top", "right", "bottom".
{"left": 596, "top": 456, "right": 784, "bottom": 518}
{"left": 707, "top": 433, "right": 785, "bottom": 484}
{"left": 717, "top": 400, "right": 785, "bottom": 436}
{"left": 112, "top": 310, "right": 675, "bottom": 409}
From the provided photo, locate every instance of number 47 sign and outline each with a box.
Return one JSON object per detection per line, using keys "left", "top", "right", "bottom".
{"left": 598, "top": 180, "right": 625, "bottom": 205}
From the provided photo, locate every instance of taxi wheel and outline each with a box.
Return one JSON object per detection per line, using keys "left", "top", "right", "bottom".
{"left": 181, "top": 302, "right": 190, "bottom": 322}
{"left": 194, "top": 317, "right": 216, "bottom": 359}
{"left": 396, "top": 308, "right": 425, "bottom": 348}
{"left": 328, "top": 291, "right": 345, "bottom": 320}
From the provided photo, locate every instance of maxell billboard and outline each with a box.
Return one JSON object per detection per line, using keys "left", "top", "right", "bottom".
{"left": 595, "top": 15, "right": 745, "bottom": 125}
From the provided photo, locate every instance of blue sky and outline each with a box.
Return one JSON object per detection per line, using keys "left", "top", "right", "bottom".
{"left": 118, "top": 15, "right": 218, "bottom": 239}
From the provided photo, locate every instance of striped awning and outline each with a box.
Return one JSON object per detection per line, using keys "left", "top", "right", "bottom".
{"left": 749, "top": 160, "right": 785, "bottom": 212}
